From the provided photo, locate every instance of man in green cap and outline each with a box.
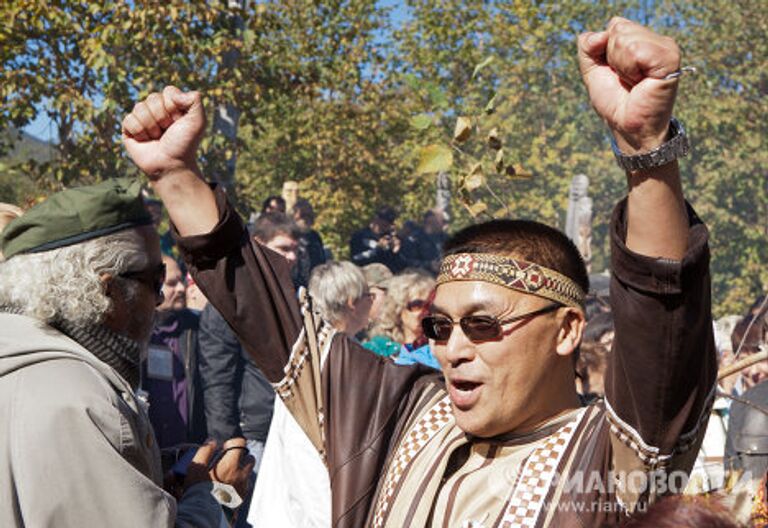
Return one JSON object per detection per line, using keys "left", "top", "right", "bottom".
{"left": 0, "top": 179, "right": 253, "bottom": 527}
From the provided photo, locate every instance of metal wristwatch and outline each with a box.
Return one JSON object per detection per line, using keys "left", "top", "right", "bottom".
{"left": 610, "top": 117, "right": 690, "bottom": 172}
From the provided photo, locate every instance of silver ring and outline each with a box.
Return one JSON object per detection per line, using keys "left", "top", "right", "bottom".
{"left": 663, "top": 66, "right": 697, "bottom": 80}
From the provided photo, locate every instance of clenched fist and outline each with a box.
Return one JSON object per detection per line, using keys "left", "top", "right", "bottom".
{"left": 122, "top": 86, "right": 206, "bottom": 178}
{"left": 578, "top": 17, "right": 681, "bottom": 154}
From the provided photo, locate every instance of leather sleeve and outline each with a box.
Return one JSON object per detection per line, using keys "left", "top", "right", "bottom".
{"left": 605, "top": 198, "right": 717, "bottom": 508}
{"left": 174, "top": 188, "right": 430, "bottom": 488}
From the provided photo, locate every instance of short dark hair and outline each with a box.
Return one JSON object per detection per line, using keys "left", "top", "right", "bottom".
{"left": 443, "top": 219, "right": 589, "bottom": 295}
{"left": 374, "top": 206, "right": 397, "bottom": 224}
{"left": 293, "top": 198, "right": 315, "bottom": 225}
{"left": 261, "top": 195, "right": 286, "bottom": 214}
{"left": 250, "top": 212, "right": 299, "bottom": 244}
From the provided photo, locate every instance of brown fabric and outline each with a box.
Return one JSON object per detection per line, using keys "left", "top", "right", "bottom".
{"left": 175, "top": 187, "right": 716, "bottom": 527}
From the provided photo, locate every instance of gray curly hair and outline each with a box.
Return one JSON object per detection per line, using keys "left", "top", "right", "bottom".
{"left": 308, "top": 261, "right": 367, "bottom": 325}
{"left": 0, "top": 229, "right": 147, "bottom": 329}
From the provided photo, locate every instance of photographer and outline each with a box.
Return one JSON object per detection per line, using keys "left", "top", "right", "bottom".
{"left": 349, "top": 206, "right": 406, "bottom": 273}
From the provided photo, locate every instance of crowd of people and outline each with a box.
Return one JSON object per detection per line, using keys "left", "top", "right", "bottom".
{"left": 0, "top": 17, "right": 766, "bottom": 528}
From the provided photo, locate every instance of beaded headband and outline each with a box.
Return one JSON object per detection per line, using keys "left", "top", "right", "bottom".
{"left": 436, "top": 253, "right": 585, "bottom": 309}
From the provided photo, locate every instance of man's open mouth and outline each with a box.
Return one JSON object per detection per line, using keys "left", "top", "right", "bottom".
{"left": 448, "top": 379, "right": 483, "bottom": 409}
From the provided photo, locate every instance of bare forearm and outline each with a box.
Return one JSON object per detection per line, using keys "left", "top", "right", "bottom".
{"left": 625, "top": 160, "right": 688, "bottom": 260}
{"left": 151, "top": 166, "right": 219, "bottom": 237}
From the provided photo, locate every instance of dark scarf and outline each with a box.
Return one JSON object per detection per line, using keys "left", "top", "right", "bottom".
{"left": 1, "top": 305, "right": 142, "bottom": 387}
{"left": 53, "top": 319, "right": 143, "bottom": 388}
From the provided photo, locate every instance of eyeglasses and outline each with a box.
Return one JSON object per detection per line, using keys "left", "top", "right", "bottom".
{"left": 406, "top": 299, "right": 428, "bottom": 311}
{"left": 120, "top": 262, "right": 166, "bottom": 297}
{"left": 421, "top": 303, "right": 561, "bottom": 342}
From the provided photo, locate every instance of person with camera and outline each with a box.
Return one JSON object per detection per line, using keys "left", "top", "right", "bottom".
{"left": 349, "top": 206, "right": 407, "bottom": 273}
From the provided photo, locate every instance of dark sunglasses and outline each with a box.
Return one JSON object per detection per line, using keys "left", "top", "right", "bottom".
{"left": 119, "top": 262, "right": 166, "bottom": 297}
{"left": 421, "top": 303, "right": 561, "bottom": 342}
{"left": 406, "top": 299, "right": 428, "bottom": 311}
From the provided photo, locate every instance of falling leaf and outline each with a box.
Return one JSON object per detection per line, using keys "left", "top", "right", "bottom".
{"left": 453, "top": 116, "right": 472, "bottom": 143}
{"left": 484, "top": 92, "right": 498, "bottom": 114}
{"left": 495, "top": 149, "right": 504, "bottom": 173}
{"left": 416, "top": 144, "right": 453, "bottom": 174}
{"left": 464, "top": 163, "right": 484, "bottom": 190}
{"left": 410, "top": 113, "right": 432, "bottom": 130}
{"left": 471, "top": 56, "right": 494, "bottom": 80}
{"left": 465, "top": 201, "right": 488, "bottom": 217}
{"left": 487, "top": 127, "right": 501, "bottom": 150}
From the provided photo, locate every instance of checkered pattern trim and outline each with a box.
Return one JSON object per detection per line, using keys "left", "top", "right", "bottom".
{"left": 499, "top": 408, "right": 586, "bottom": 527}
{"left": 371, "top": 396, "right": 453, "bottom": 528}
{"left": 437, "top": 253, "right": 585, "bottom": 309}
{"left": 273, "top": 291, "right": 333, "bottom": 401}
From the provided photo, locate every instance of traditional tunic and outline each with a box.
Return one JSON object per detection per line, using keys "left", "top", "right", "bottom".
{"left": 177, "top": 188, "right": 716, "bottom": 527}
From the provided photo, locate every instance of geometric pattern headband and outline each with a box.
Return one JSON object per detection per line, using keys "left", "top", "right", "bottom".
{"left": 436, "top": 253, "right": 586, "bottom": 309}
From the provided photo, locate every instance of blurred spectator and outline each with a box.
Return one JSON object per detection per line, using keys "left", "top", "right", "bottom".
{"left": 582, "top": 310, "right": 614, "bottom": 345}
{"left": 399, "top": 209, "right": 448, "bottom": 274}
{"left": 576, "top": 311, "right": 612, "bottom": 402}
{"left": 292, "top": 198, "right": 327, "bottom": 287}
{"left": 249, "top": 261, "right": 372, "bottom": 527}
{"left": 142, "top": 255, "right": 207, "bottom": 450}
{"left": 350, "top": 206, "right": 406, "bottom": 273}
{"left": 364, "top": 270, "right": 434, "bottom": 357}
{"left": 394, "top": 289, "right": 441, "bottom": 371}
{"left": 198, "top": 212, "right": 300, "bottom": 528}
{"left": 252, "top": 212, "right": 298, "bottom": 267}
{"left": 184, "top": 271, "right": 208, "bottom": 313}
{"left": 309, "top": 261, "right": 372, "bottom": 336}
{"left": 361, "top": 263, "right": 393, "bottom": 322}
{"left": 575, "top": 342, "right": 608, "bottom": 401}
{"left": 144, "top": 196, "right": 175, "bottom": 256}
{"left": 687, "top": 315, "right": 743, "bottom": 494}
{"left": 423, "top": 208, "right": 448, "bottom": 249}
{"left": 725, "top": 379, "right": 768, "bottom": 478}
{"left": 730, "top": 295, "right": 768, "bottom": 393}
{"left": 261, "top": 195, "right": 286, "bottom": 215}
{"left": 281, "top": 180, "right": 299, "bottom": 213}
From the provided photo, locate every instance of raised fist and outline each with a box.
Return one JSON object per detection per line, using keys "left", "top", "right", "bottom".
{"left": 578, "top": 17, "right": 681, "bottom": 153}
{"left": 122, "top": 86, "right": 206, "bottom": 178}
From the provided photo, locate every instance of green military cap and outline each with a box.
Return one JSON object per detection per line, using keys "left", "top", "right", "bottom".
{"left": 0, "top": 178, "right": 153, "bottom": 260}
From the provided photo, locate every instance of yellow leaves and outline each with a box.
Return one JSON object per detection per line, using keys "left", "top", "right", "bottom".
{"left": 464, "top": 162, "right": 484, "bottom": 191}
{"left": 506, "top": 164, "right": 532, "bottom": 179}
{"left": 464, "top": 200, "right": 487, "bottom": 218}
{"left": 415, "top": 144, "right": 453, "bottom": 174}
{"left": 487, "top": 127, "right": 501, "bottom": 150}
{"left": 493, "top": 207, "right": 510, "bottom": 219}
{"left": 494, "top": 148, "right": 504, "bottom": 173}
{"left": 453, "top": 116, "right": 472, "bottom": 143}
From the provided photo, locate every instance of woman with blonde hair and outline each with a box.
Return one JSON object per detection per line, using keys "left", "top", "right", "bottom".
{"left": 365, "top": 270, "right": 434, "bottom": 357}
